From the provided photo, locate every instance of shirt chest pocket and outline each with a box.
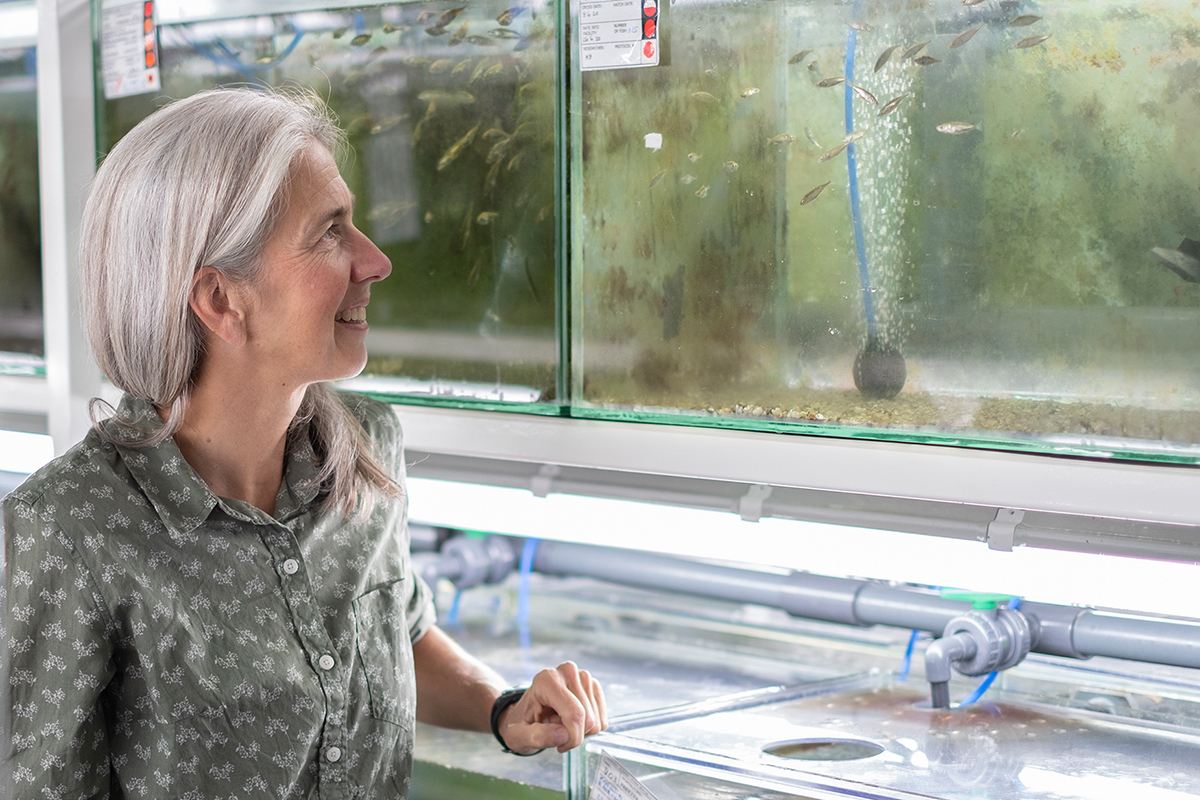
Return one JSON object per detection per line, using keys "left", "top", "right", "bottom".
{"left": 352, "top": 580, "right": 417, "bottom": 728}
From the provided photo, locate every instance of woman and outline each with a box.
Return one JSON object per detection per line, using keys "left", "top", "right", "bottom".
{"left": 3, "top": 88, "right": 605, "bottom": 798}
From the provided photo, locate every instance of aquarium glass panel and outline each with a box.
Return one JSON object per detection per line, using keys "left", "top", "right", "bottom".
{"left": 0, "top": 22, "right": 42, "bottom": 375}
{"left": 570, "top": 0, "right": 1200, "bottom": 462}
{"left": 95, "top": 0, "right": 562, "bottom": 409}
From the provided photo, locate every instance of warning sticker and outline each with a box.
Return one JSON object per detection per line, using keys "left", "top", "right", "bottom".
{"left": 588, "top": 751, "right": 661, "bottom": 800}
{"left": 580, "top": 0, "right": 659, "bottom": 71}
{"left": 101, "top": 0, "right": 161, "bottom": 99}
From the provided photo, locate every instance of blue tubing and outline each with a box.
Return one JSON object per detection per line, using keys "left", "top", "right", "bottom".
{"left": 898, "top": 629, "right": 921, "bottom": 681}
{"left": 844, "top": 3, "right": 877, "bottom": 338}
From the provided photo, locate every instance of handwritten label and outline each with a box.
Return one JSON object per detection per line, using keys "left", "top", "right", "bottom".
{"left": 589, "top": 751, "right": 661, "bottom": 800}
{"left": 579, "top": 0, "right": 659, "bottom": 71}
{"left": 102, "top": 0, "right": 160, "bottom": 99}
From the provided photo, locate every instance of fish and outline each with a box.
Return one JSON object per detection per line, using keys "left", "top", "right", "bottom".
{"left": 476, "top": 211, "right": 499, "bottom": 225}
{"left": 484, "top": 159, "right": 503, "bottom": 193}
{"left": 691, "top": 91, "right": 719, "bottom": 103}
{"left": 449, "top": 23, "right": 469, "bottom": 45}
{"left": 695, "top": 185, "right": 709, "bottom": 198}
{"left": 816, "top": 76, "right": 846, "bottom": 87}
{"left": 470, "top": 59, "right": 492, "bottom": 82}
{"left": 740, "top": 87, "right": 760, "bottom": 97}
{"left": 949, "top": 25, "right": 982, "bottom": 49}
{"left": 1009, "top": 128, "right": 1024, "bottom": 138}
{"left": 486, "top": 138, "right": 512, "bottom": 164}
{"left": 429, "top": 58, "right": 455, "bottom": 73}
{"left": 704, "top": 68, "right": 719, "bottom": 79}
{"left": 490, "top": 27, "right": 523, "bottom": 39}
{"left": 687, "top": 152, "right": 702, "bottom": 161}
{"left": 497, "top": 6, "right": 524, "bottom": 25}
{"left": 417, "top": 11, "right": 437, "bottom": 24}
{"left": 467, "top": 35, "right": 497, "bottom": 45}
{"left": 1010, "top": 15, "right": 1042, "bottom": 26}
{"left": 1149, "top": 238, "right": 1200, "bottom": 283}
{"left": 512, "top": 122, "right": 534, "bottom": 139}
{"left": 799, "top": 182, "right": 830, "bottom": 205}
{"left": 648, "top": 170, "right": 666, "bottom": 189}
{"left": 437, "top": 6, "right": 467, "bottom": 27}
{"left": 724, "top": 161, "right": 739, "bottom": 172}
{"left": 437, "top": 124, "right": 480, "bottom": 170}
{"left": 849, "top": 84, "right": 878, "bottom": 105}
{"left": 483, "top": 127, "right": 510, "bottom": 142}
{"left": 914, "top": 55, "right": 941, "bottom": 65}
{"left": 803, "top": 126, "right": 820, "bottom": 147}
{"left": 936, "top": 121, "right": 979, "bottom": 134}
{"left": 416, "top": 90, "right": 476, "bottom": 104}
{"left": 404, "top": 55, "right": 433, "bottom": 67}
{"left": 382, "top": 22, "right": 398, "bottom": 33}
{"left": 874, "top": 44, "right": 900, "bottom": 72}
{"left": 788, "top": 49, "right": 812, "bottom": 65}
{"left": 426, "top": 25, "right": 448, "bottom": 35}
{"left": 962, "top": 0, "right": 985, "bottom": 5}
{"left": 506, "top": 152, "right": 523, "bottom": 171}
{"left": 481, "top": 61, "right": 506, "bottom": 79}
{"left": 878, "top": 93, "right": 908, "bottom": 116}
{"left": 901, "top": 40, "right": 930, "bottom": 60}
{"left": 680, "top": 174, "right": 696, "bottom": 184}
{"left": 848, "top": 21, "right": 874, "bottom": 32}
{"left": 451, "top": 58, "right": 473, "bottom": 75}
{"left": 332, "top": 26, "right": 350, "bottom": 38}
{"left": 369, "top": 114, "right": 408, "bottom": 134}
{"left": 769, "top": 133, "right": 796, "bottom": 144}
{"left": 819, "top": 141, "right": 850, "bottom": 161}
{"left": 350, "top": 33, "right": 372, "bottom": 46}
{"left": 842, "top": 129, "right": 868, "bottom": 143}
{"left": 1015, "top": 33, "right": 1052, "bottom": 48}
{"left": 254, "top": 54, "right": 276, "bottom": 64}
{"left": 370, "top": 45, "right": 388, "bottom": 57}
{"left": 807, "top": 60, "right": 820, "bottom": 71}
{"left": 368, "top": 201, "right": 417, "bottom": 225}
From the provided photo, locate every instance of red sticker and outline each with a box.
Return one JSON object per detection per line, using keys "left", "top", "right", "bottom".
{"left": 144, "top": 2, "right": 153, "bottom": 16}
{"left": 643, "top": 41, "right": 655, "bottom": 59}
{"left": 644, "top": 18, "right": 656, "bottom": 37}
{"left": 643, "top": 0, "right": 657, "bottom": 16}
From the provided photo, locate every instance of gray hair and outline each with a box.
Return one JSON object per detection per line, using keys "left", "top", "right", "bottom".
{"left": 80, "top": 87, "right": 399, "bottom": 516}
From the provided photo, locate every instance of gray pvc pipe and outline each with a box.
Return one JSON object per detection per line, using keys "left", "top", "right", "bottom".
{"left": 529, "top": 539, "right": 1200, "bottom": 671}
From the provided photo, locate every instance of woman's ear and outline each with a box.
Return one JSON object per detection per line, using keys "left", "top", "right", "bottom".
{"left": 189, "top": 266, "right": 248, "bottom": 347}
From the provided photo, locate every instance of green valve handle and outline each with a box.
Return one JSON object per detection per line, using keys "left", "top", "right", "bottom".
{"left": 940, "top": 590, "right": 1018, "bottom": 610}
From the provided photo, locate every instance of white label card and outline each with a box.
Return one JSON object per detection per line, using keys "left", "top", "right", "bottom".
{"left": 102, "top": 0, "right": 161, "bottom": 99}
{"left": 589, "top": 751, "right": 662, "bottom": 800}
{"left": 579, "top": 0, "right": 660, "bottom": 71}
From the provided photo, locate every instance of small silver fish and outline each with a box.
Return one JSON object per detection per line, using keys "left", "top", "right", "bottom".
{"left": 704, "top": 68, "right": 720, "bottom": 79}
{"left": 807, "top": 60, "right": 820, "bottom": 72}
{"left": 648, "top": 170, "right": 666, "bottom": 188}
{"left": 680, "top": 174, "right": 696, "bottom": 184}
{"left": 437, "top": 6, "right": 466, "bottom": 27}
{"left": 1015, "top": 33, "right": 1052, "bottom": 48}
{"left": 800, "top": 181, "right": 830, "bottom": 205}
{"left": 416, "top": 11, "right": 436, "bottom": 24}
{"left": 816, "top": 76, "right": 846, "bottom": 88}
{"left": 490, "top": 27, "right": 523, "bottom": 39}
{"left": 788, "top": 49, "right": 813, "bottom": 65}
{"left": 819, "top": 141, "right": 850, "bottom": 162}
{"left": 803, "top": 126, "right": 820, "bottom": 147}
{"left": 437, "top": 123, "right": 480, "bottom": 171}
{"left": 901, "top": 40, "right": 930, "bottom": 60}
{"left": 936, "top": 121, "right": 979, "bottom": 134}
{"left": 695, "top": 185, "right": 710, "bottom": 198}
{"left": 331, "top": 26, "right": 350, "bottom": 38}
{"left": 467, "top": 35, "right": 497, "bottom": 46}
{"left": 426, "top": 25, "right": 448, "bottom": 36}
{"left": 448, "top": 23, "right": 469, "bottom": 45}
{"left": 740, "top": 87, "right": 760, "bottom": 97}
{"left": 962, "top": 0, "right": 985, "bottom": 5}
{"left": 848, "top": 21, "right": 874, "bottom": 32}
{"left": 724, "top": 161, "right": 739, "bottom": 172}
{"left": 769, "top": 133, "right": 796, "bottom": 144}
{"left": 842, "top": 129, "right": 868, "bottom": 143}
{"left": 476, "top": 211, "right": 499, "bottom": 225}
{"left": 849, "top": 84, "right": 878, "bottom": 105}
{"left": 687, "top": 152, "right": 702, "bottom": 161}
{"left": 914, "top": 55, "right": 941, "bottom": 65}
{"left": 1010, "top": 15, "right": 1042, "bottom": 26}
{"left": 429, "top": 58, "right": 454, "bottom": 73}
{"left": 878, "top": 93, "right": 908, "bottom": 116}
{"left": 254, "top": 54, "right": 276, "bottom": 64}
{"left": 874, "top": 44, "right": 900, "bottom": 73}
{"left": 350, "top": 33, "right": 372, "bottom": 46}
{"left": 949, "top": 25, "right": 982, "bottom": 49}
{"left": 1009, "top": 128, "right": 1024, "bottom": 138}
{"left": 451, "top": 58, "right": 473, "bottom": 75}
{"left": 691, "top": 91, "right": 719, "bottom": 104}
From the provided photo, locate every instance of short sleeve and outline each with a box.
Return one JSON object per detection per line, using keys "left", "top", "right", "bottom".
{"left": 3, "top": 496, "right": 116, "bottom": 796}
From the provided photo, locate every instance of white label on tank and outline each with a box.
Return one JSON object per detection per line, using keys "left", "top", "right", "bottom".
{"left": 102, "top": 0, "right": 161, "bottom": 99}
{"left": 589, "top": 751, "right": 662, "bottom": 800}
{"left": 579, "top": 0, "right": 660, "bottom": 71}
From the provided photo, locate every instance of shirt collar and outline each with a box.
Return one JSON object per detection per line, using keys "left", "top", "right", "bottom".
{"left": 109, "top": 394, "right": 324, "bottom": 534}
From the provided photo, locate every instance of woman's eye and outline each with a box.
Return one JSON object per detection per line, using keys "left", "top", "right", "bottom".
{"left": 321, "top": 226, "right": 337, "bottom": 241}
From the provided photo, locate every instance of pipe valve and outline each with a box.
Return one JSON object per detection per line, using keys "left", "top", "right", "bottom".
{"left": 925, "top": 594, "right": 1033, "bottom": 709}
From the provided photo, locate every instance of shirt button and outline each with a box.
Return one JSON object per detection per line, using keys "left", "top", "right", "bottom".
{"left": 326, "top": 746, "right": 342, "bottom": 763}
{"left": 318, "top": 654, "right": 336, "bottom": 670}
{"left": 282, "top": 559, "right": 299, "bottom": 575}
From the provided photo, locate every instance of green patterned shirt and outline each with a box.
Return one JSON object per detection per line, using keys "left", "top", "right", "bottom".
{"left": 3, "top": 392, "right": 436, "bottom": 800}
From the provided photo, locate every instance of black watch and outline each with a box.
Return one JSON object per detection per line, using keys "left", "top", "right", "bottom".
{"left": 490, "top": 688, "right": 544, "bottom": 756}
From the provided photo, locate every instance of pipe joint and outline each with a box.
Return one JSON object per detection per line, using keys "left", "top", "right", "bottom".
{"left": 941, "top": 607, "right": 1033, "bottom": 677}
{"left": 925, "top": 632, "right": 978, "bottom": 684}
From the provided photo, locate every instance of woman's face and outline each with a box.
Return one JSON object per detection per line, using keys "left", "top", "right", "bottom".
{"left": 244, "top": 144, "right": 392, "bottom": 389}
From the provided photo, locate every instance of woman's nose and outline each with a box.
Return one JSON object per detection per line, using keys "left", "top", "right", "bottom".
{"left": 353, "top": 228, "right": 393, "bottom": 283}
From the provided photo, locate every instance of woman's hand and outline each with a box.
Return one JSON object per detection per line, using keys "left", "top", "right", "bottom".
{"left": 497, "top": 662, "right": 608, "bottom": 754}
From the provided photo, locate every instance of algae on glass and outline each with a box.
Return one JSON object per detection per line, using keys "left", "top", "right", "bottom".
{"left": 571, "top": 0, "right": 1200, "bottom": 461}
{"left": 96, "top": 0, "right": 561, "bottom": 404}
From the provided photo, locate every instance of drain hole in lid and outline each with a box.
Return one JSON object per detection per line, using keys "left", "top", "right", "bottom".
{"left": 763, "top": 738, "right": 884, "bottom": 761}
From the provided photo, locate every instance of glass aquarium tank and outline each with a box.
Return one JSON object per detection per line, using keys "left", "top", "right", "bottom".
{"left": 93, "top": 0, "right": 1200, "bottom": 463}
{"left": 570, "top": 0, "right": 1200, "bottom": 463}
{"left": 0, "top": 2, "right": 42, "bottom": 375}
{"left": 96, "top": 0, "right": 564, "bottom": 408}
